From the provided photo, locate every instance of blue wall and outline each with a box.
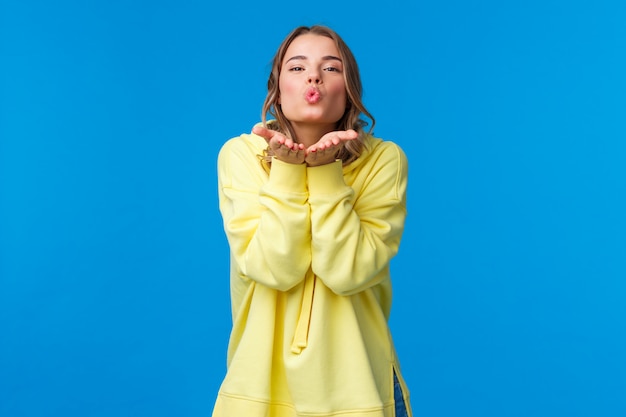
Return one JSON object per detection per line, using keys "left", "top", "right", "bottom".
{"left": 1, "top": 1, "right": 624, "bottom": 416}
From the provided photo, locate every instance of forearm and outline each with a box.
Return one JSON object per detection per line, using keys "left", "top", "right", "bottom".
{"left": 221, "top": 158, "right": 312, "bottom": 291}
{"left": 310, "top": 199, "right": 405, "bottom": 295}
{"left": 307, "top": 161, "right": 406, "bottom": 295}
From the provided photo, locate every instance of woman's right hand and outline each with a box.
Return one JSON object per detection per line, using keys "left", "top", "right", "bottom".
{"left": 253, "top": 125, "right": 306, "bottom": 165}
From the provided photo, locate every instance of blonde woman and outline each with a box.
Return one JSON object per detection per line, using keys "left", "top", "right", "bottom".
{"left": 213, "top": 25, "right": 412, "bottom": 417}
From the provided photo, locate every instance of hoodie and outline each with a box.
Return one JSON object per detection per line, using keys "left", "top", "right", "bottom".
{"left": 213, "top": 129, "right": 412, "bottom": 417}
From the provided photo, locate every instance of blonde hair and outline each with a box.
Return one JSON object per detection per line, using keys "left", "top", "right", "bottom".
{"left": 261, "top": 25, "right": 375, "bottom": 165}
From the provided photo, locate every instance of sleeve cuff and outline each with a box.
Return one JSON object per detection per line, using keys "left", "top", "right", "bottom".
{"left": 267, "top": 157, "right": 307, "bottom": 192}
{"left": 306, "top": 160, "right": 347, "bottom": 194}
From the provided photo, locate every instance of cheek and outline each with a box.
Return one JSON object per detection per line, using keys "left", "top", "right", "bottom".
{"left": 328, "top": 81, "right": 347, "bottom": 102}
{"left": 278, "top": 78, "right": 298, "bottom": 101}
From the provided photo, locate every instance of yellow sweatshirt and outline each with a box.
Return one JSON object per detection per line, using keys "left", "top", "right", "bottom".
{"left": 213, "top": 129, "right": 411, "bottom": 417}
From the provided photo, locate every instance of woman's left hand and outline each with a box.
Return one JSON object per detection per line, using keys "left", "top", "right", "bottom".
{"left": 305, "top": 130, "right": 358, "bottom": 167}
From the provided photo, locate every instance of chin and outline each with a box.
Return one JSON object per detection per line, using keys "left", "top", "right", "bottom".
{"left": 298, "top": 112, "right": 343, "bottom": 124}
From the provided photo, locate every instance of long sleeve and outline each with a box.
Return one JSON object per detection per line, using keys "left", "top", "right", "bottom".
{"left": 306, "top": 142, "right": 408, "bottom": 295}
{"left": 218, "top": 137, "right": 312, "bottom": 291}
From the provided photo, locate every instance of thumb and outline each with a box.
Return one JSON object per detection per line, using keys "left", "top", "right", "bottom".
{"left": 341, "top": 129, "right": 359, "bottom": 140}
{"left": 252, "top": 125, "right": 278, "bottom": 143}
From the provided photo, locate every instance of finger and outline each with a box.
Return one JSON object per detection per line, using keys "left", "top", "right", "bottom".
{"left": 317, "top": 130, "right": 357, "bottom": 147}
{"left": 269, "top": 135, "right": 287, "bottom": 149}
{"left": 333, "top": 130, "right": 357, "bottom": 142}
{"left": 252, "top": 125, "right": 274, "bottom": 140}
{"left": 283, "top": 144, "right": 303, "bottom": 156}
{"left": 340, "top": 129, "right": 358, "bottom": 139}
{"left": 343, "top": 129, "right": 358, "bottom": 139}
{"left": 253, "top": 126, "right": 287, "bottom": 146}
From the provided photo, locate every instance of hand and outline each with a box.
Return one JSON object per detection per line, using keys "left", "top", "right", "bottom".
{"left": 305, "top": 130, "right": 358, "bottom": 167}
{"left": 253, "top": 125, "right": 306, "bottom": 165}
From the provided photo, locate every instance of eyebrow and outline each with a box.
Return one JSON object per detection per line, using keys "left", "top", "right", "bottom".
{"left": 286, "top": 55, "right": 343, "bottom": 63}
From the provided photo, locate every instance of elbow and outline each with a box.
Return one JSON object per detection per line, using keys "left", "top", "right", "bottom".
{"left": 269, "top": 257, "right": 312, "bottom": 291}
{"left": 272, "top": 274, "right": 305, "bottom": 292}
{"left": 313, "top": 266, "right": 389, "bottom": 296}
{"left": 326, "top": 282, "right": 361, "bottom": 296}
{"left": 241, "top": 259, "right": 311, "bottom": 292}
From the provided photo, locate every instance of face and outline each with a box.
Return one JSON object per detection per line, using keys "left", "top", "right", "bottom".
{"left": 278, "top": 34, "right": 347, "bottom": 128}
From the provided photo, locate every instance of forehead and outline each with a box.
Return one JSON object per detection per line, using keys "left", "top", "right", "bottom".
{"left": 283, "top": 34, "right": 340, "bottom": 61}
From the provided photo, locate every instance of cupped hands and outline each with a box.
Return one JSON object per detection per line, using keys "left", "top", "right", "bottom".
{"left": 252, "top": 126, "right": 358, "bottom": 167}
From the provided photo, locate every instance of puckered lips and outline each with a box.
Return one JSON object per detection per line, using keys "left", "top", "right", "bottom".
{"left": 305, "top": 87, "right": 321, "bottom": 104}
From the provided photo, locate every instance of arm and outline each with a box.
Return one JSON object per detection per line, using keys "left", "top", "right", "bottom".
{"left": 307, "top": 142, "right": 408, "bottom": 295}
{"left": 218, "top": 137, "right": 312, "bottom": 291}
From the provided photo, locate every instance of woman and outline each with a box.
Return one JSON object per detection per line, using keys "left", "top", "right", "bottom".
{"left": 213, "top": 25, "right": 412, "bottom": 417}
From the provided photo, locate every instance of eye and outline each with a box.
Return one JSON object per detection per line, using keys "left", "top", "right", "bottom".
{"left": 324, "top": 66, "right": 341, "bottom": 72}
{"left": 289, "top": 66, "right": 305, "bottom": 72}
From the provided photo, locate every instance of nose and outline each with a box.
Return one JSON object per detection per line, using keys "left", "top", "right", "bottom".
{"left": 307, "top": 71, "right": 321, "bottom": 84}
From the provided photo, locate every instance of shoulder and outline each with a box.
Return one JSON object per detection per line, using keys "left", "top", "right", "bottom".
{"left": 352, "top": 135, "right": 408, "bottom": 174}
{"left": 217, "top": 128, "right": 270, "bottom": 186}
{"left": 218, "top": 128, "right": 269, "bottom": 178}
{"left": 218, "top": 131, "right": 267, "bottom": 162}
{"left": 371, "top": 138, "right": 407, "bottom": 162}
{"left": 347, "top": 135, "right": 408, "bottom": 202}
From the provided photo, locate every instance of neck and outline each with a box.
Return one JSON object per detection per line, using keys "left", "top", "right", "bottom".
{"left": 291, "top": 122, "right": 337, "bottom": 148}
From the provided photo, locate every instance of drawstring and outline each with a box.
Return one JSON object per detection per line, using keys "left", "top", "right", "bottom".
{"left": 291, "top": 273, "right": 316, "bottom": 354}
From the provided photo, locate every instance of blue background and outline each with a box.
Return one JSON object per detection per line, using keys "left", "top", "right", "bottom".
{"left": 1, "top": 0, "right": 625, "bottom": 416}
